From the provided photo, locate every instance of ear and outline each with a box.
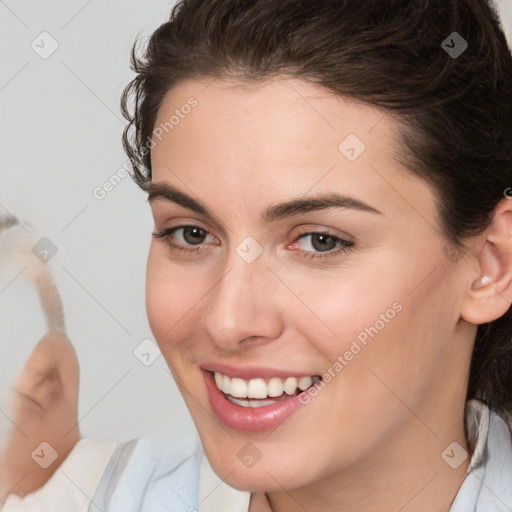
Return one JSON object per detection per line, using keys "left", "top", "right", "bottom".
{"left": 0, "top": 332, "right": 80, "bottom": 500}
{"left": 461, "top": 199, "right": 512, "bottom": 325}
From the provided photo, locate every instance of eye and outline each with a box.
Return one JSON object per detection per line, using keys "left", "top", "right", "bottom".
{"left": 172, "top": 226, "right": 210, "bottom": 245}
{"left": 153, "top": 225, "right": 354, "bottom": 261}
{"left": 291, "top": 230, "right": 354, "bottom": 260}
{"left": 152, "top": 225, "right": 217, "bottom": 254}
{"left": 297, "top": 232, "right": 339, "bottom": 252}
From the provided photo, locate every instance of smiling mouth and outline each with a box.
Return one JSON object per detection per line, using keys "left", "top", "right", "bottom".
{"left": 212, "top": 371, "right": 322, "bottom": 408}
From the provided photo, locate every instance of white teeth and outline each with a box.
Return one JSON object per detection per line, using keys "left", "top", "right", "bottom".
{"left": 298, "top": 376, "right": 312, "bottom": 391}
{"left": 222, "top": 374, "right": 231, "bottom": 394}
{"left": 230, "top": 378, "right": 248, "bottom": 398}
{"left": 247, "top": 378, "right": 267, "bottom": 399}
{"left": 228, "top": 397, "right": 277, "bottom": 408}
{"left": 267, "top": 377, "right": 284, "bottom": 397}
{"left": 283, "top": 377, "right": 298, "bottom": 395}
{"left": 212, "top": 371, "right": 318, "bottom": 400}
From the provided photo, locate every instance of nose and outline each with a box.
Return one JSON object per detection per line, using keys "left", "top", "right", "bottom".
{"left": 200, "top": 248, "right": 284, "bottom": 351}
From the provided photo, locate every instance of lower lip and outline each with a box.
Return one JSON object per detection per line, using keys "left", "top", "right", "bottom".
{"left": 202, "top": 370, "right": 308, "bottom": 432}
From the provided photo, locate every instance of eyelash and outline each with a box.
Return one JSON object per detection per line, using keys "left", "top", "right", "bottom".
{"left": 152, "top": 226, "right": 354, "bottom": 260}
{"left": 292, "top": 228, "right": 354, "bottom": 260}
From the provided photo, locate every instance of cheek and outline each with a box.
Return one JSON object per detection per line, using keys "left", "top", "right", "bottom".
{"left": 285, "top": 249, "right": 455, "bottom": 392}
{"left": 277, "top": 260, "right": 406, "bottom": 358}
{"left": 145, "top": 247, "right": 199, "bottom": 348}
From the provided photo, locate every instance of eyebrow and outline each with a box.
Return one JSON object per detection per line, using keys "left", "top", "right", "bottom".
{"left": 147, "top": 182, "right": 383, "bottom": 223}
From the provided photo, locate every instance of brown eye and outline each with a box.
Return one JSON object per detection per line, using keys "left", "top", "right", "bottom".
{"left": 293, "top": 231, "right": 354, "bottom": 261}
{"left": 152, "top": 225, "right": 217, "bottom": 255}
{"left": 297, "top": 232, "right": 348, "bottom": 253}
{"left": 181, "top": 226, "right": 208, "bottom": 245}
{"left": 310, "top": 233, "right": 338, "bottom": 252}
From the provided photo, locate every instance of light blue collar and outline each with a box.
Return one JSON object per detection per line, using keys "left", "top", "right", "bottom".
{"left": 449, "top": 400, "right": 512, "bottom": 511}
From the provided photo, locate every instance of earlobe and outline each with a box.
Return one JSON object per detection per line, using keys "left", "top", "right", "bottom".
{"left": 461, "top": 202, "right": 512, "bottom": 325}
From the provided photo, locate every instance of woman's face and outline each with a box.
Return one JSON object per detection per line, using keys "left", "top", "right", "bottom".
{"left": 146, "top": 77, "right": 474, "bottom": 491}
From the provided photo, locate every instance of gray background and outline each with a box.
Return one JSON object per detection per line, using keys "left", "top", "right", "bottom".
{"left": 0, "top": 0, "right": 196, "bottom": 445}
{"left": 0, "top": 0, "right": 511, "bottom": 445}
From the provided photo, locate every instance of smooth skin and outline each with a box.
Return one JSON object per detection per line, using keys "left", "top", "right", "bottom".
{"left": 147, "top": 76, "right": 512, "bottom": 512}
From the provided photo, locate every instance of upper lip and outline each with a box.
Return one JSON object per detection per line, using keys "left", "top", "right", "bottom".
{"left": 199, "top": 361, "right": 320, "bottom": 380}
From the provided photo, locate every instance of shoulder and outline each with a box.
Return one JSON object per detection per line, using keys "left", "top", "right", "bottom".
{"left": 451, "top": 401, "right": 512, "bottom": 512}
{"left": 475, "top": 407, "right": 512, "bottom": 511}
{"left": 93, "top": 435, "right": 203, "bottom": 512}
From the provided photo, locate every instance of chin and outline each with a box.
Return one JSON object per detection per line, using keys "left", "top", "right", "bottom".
{"left": 206, "top": 445, "right": 319, "bottom": 493}
{"left": 223, "top": 468, "right": 301, "bottom": 493}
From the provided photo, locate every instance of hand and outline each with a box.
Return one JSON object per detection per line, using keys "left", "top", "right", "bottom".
{"left": 0, "top": 331, "right": 80, "bottom": 501}
{"left": 0, "top": 218, "right": 81, "bottom": 502}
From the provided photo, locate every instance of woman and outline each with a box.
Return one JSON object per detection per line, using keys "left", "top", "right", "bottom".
{"left": 3, "top": 0, "right": 512, "bottom": 510}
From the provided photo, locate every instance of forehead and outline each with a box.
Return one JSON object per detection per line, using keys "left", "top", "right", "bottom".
{"left": 154, "top": 76, "right": 391, "bottom": 150}
{"left": 150, "top": 76, "right": 437, "bottom": 229}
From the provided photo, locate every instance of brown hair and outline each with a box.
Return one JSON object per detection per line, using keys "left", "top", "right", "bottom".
{"left": 121, "top": 0, "right": 512, "bottom": 414}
